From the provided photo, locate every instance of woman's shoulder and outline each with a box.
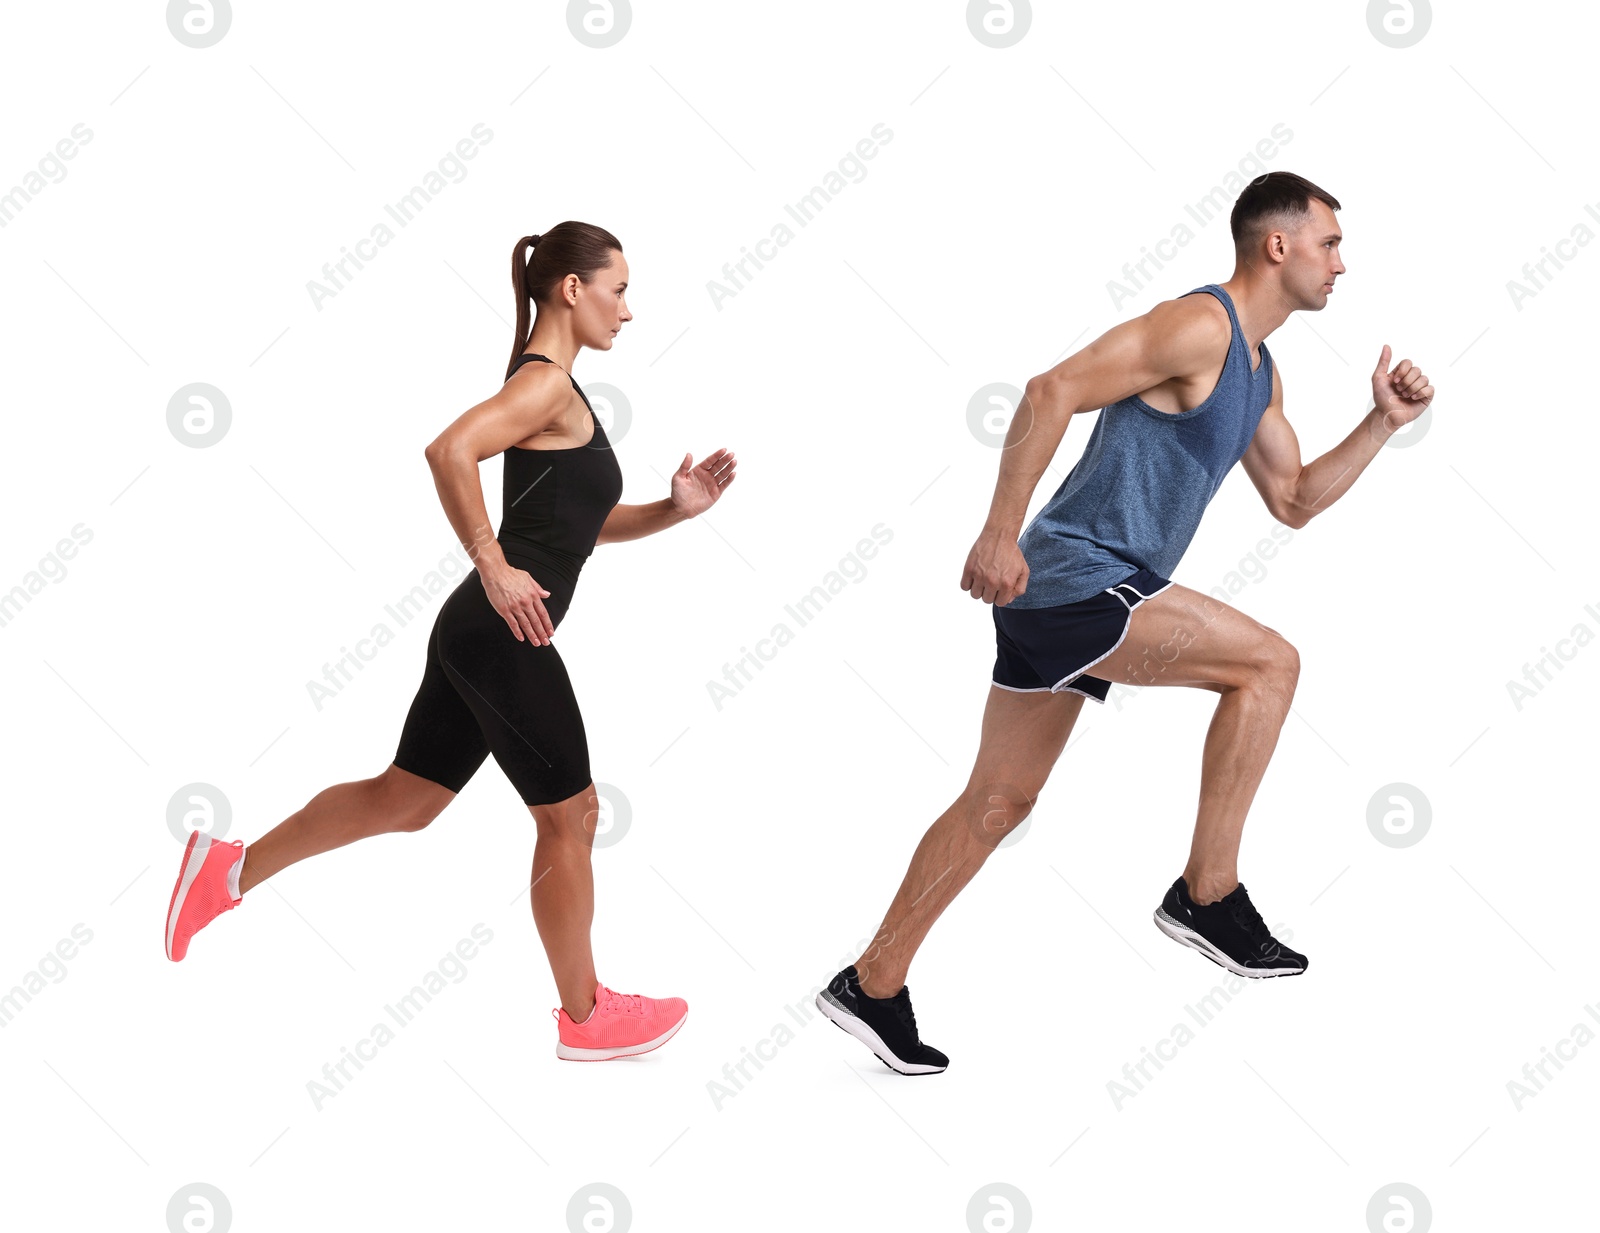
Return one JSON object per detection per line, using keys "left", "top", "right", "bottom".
{"left": 504, "top": 355, "right": 572, "bottom": 395}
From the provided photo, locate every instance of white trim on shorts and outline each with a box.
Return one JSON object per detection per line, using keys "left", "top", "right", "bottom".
{"left": 1044, "top": 578, "right": 1176, "bottom": 695}
{"left": 989, "top": 577, "right": 1176, "bottom": 700}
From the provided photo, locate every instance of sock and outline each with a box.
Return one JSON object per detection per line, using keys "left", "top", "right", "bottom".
{"left": 227, "top": 848, "right": 245, "bottom": 900}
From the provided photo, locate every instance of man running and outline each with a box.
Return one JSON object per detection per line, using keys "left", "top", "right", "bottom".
{"left": 817, "top": 171, "right": 1434, "bottom": 1074}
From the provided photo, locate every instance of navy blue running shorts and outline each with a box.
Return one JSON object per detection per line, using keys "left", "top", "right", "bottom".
{"left": 991, "top": 568, "right": 1175, "bottom": 703}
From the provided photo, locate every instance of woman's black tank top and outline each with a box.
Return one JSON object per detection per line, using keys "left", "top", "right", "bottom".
{"left": 496, "top": 352, "right": 624, "bottom": 586}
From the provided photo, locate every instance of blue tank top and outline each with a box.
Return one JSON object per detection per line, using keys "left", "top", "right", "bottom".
{"left": 1008, "top": 284, "right": 1273, "bottom": 609}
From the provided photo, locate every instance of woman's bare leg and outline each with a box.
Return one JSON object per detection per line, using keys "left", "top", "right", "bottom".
{"left": 237, "top": 764, "right": 457, "bottom": 894}
{"left": 528, "top": 782, "right": 601, "bottom": 1022}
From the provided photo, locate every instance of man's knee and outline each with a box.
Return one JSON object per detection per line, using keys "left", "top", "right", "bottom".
{"left": 965, "top": 778, "right": 1038, "bottom": 846}
{"left": 1242, "top": 632, "right": 1299, "bottom": 700}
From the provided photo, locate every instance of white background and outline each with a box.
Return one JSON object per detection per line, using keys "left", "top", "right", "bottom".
{"left": 2, "top": 1, "right": 1595, "bottom": 1230}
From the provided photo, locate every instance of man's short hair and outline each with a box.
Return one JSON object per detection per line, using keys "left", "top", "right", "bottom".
{"left": 1231, "top": 171, "right": 1341, "bottom": 249}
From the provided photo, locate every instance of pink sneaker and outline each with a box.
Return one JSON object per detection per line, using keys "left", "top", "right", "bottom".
{"left": 553, "top": 981, "right": 688, "bottom": 1061}
{"left": 165, "top": 830, "right": 245, "bottom": 961}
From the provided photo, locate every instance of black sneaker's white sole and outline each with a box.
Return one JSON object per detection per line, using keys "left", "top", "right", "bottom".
{"left": 1153, "top": 908, "right": 1305, "bottom": 978}
{"left": 815, "top": 989, "right": 947, "bottom": 1075}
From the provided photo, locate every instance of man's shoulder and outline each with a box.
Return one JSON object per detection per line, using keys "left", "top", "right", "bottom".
{"left": 1129, "top": 288, "right": 1232, "bottom": 373}
{"left": 1149, "top": 287, "right": 1231, "bottom": 337}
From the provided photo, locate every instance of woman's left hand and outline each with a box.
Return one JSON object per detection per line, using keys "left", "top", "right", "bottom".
{"left": 670, "top": 448, "right": 737, "bottom": 518}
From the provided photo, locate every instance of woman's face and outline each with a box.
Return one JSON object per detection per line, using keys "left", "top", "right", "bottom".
{"left": 570, "top": 251, "right": 632, "bottom": 350}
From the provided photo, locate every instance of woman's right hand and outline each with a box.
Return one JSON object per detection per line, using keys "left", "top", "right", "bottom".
{"left": 480, "top": 562, "right": 555, "bottom": 644}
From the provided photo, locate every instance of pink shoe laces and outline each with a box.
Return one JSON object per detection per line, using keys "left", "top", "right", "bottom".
{"left": 599, "top": 986, "right": 644, "bottom": 1016}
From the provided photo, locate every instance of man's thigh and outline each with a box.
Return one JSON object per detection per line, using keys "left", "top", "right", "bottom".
{"left": 971, "top": 684, "right": 1087, "bottom": 801}
{"left": 1086, "top": 582, "right": 1292, "bottom": 691}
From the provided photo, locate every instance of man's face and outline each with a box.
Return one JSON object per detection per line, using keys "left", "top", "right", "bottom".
{"left": 1284, "top": 198, "right": 1345, "bottom": 310}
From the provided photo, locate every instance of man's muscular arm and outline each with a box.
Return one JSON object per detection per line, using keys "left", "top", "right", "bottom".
{"left": 964, "top": 298, "right": 1230, "bottom": 605}
{"left": 1240, "top": 345, "right": 1435, "bottom": 529}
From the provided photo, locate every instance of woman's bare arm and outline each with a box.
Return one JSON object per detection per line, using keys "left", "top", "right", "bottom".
{"left": 421, "top": 364, "right": 570, "bottom": 643}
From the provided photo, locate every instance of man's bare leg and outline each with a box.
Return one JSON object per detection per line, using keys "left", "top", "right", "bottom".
{"left": 851, "top": 581, "right": 1297, "bottom": 998}
{"left": 852, "top": 685, "right": 1086, "bottom": 999}
{"left": 237, "top": 764, "right": 457, "bottom": 894}
{"left": 1085, "top": 582, "right": 1300, "bottom": 904}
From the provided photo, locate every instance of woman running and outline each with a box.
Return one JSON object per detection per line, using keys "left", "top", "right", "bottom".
{"left": 164, "top": 221, "right": 737, "bottom": 1062}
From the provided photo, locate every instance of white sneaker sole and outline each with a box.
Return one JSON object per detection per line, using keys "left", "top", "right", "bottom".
{"left": 165, "top": 833, "right": 215, "bottom": 961}
{"left": 1153, "top": 907, "right": 1305, "bottom": 978}
{"left": 815, "top": 989, "right": 946, "bottom": 1075}
{"left": 555, "top": 1010, "right": 688, "bottom": 1061}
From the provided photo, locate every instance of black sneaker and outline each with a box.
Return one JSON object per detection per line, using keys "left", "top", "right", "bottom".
{"left": 815, "top": 966, "right": 949, "bottom": 1075}
{"left": 1153, "top": 877, "right": 1307, "bottom": 977}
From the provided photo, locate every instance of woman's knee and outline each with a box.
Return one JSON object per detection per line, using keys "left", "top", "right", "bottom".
{"left": 380, "top": 765, "right": 455, "bottom": 831}
{"left": 531, "top": 783, "right": 600, "bottom": 846}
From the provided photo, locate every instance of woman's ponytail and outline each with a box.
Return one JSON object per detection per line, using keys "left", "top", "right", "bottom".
{"left": 505, "top": 223, "right": 622, "bottom": 381}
